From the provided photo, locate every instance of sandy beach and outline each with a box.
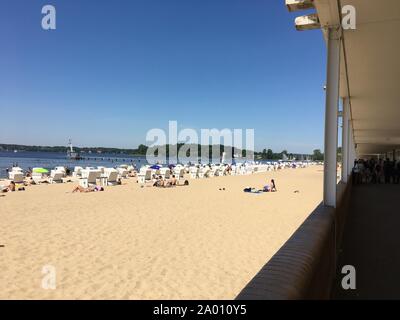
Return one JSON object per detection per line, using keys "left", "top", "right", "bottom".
{"left": 0, "top": 166, "right": 322, "bottom": 299}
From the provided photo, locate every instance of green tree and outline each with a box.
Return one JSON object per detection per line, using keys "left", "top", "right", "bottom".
{"left": 261, "top": 149, "right": 267, "bottom": 160}
{"left": 267, "top": 149, "right": 274, "bottom": 160}
{"left": 313, "top": 149, "right": 324, "bottom": 161}
{"left": 137, "top": 144, "right": 148, "bottom": 155}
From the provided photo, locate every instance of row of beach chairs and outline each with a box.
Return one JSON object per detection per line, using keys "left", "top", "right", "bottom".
{"left": 137, "top": 166, "right": 185, "bottom": 184}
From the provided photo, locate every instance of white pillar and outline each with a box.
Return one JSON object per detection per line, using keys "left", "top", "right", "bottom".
{"left": 341, "top": 98, "right": 350, "bottom": 183}
{"left": 323, "top": 27, "right": 341, "bottom": 208}
{"left": 348, "top": 120, "right": 356, "bottom": 175}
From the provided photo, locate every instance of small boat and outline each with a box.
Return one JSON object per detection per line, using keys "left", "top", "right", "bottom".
{"left": 67, "top": 139, "right": 82, "bottom": 160}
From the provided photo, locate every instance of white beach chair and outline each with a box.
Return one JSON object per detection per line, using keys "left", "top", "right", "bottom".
{"left": 137, "top": 169, "right": 152, "bottom": 184}
{"left": 73, "top": 166, "right": 83, "bottom": 177}
{"left": 174, "top": 168, "right": 185, "bottom": 180}
{"left": 104, "top": 168, "right": 119, "bottom": 186}
{"left": 190, "top": 167, "right": 199, "bottom": 179}
{"left": 117, "top": 168, "right": 129, "bottom": 179}
{"left": 54, "top": 167, "right": 67, "bottom": 177}
{"left": 49, "top": 170, "right": 64, "bottom": 183}
{"left": 160, "top": 168, "right": 171, "bottom": 180}
{"left": 246, "top": 166, "right": 253, "bottom": 175}
{"left": 79, "top": 170, "right": 101, "bottom": 187}
{"left": 208, "top": 166, "right": 218, "bottom": 177}
{"left": 10, "top": 167, "right": 23, "bottom": 174}
{"left": 97, "top": 166, "right": 106, "bottom": 174}
{"left": 220, "top": 166, "right": 229, "bottom": 176}
{"left": 199, "top": 167, "right": 211, "bottom": 178}
{"left": 31, "top": 170, "right": 43, "bottom": 184}
{"left": 9, "top": 172, "right": 24, "bottom": 183}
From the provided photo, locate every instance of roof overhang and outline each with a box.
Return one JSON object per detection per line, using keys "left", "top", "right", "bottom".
{"left": 314, "top": 0, "right": 400, "bottom": 155}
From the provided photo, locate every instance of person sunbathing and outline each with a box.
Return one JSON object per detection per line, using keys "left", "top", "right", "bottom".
{"left": 166, "top": 175, "right": 177, "bottom": 187}
{"left": 155, "top": 176, "right": 187, "bottom": 188}
{"left": 153, "top": 175, "right": 168, "bottom": 187}
{"left": 262, "top": 179, "right": 277, "bottom": 193}
{"left": 263, "top": 184, "right": 271, "bottom": 192}
{"left": 129, "top": 171, "right": 137, "bottom": 177}
{"left": 72, "top": 185, "right": 104, "bottom": 193}
{"left": 1, "top": 181, "right": 16, "bottom": 193}
{"left": 24, "top": 177, "right": 35, "bottom": 186}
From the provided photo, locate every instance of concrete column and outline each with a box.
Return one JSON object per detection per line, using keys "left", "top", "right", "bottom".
{"left": 341, "top": 98, "right": 350, "bottom": 183}
{"left": 348, "top": 120, "right": 356, "bottom": 174}
{"left": 323, "top": 27, "right": 341, "bottom": 208}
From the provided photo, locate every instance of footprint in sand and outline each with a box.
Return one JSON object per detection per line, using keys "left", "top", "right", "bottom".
{"left": 134, "top": 280, "right": 142, "bottom": 290}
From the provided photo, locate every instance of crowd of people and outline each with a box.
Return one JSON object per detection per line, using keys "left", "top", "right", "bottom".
{"left": 352, "top": 158, "right": 400, "bottom": 185}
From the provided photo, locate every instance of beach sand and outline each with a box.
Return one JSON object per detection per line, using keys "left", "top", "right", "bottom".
{"left": 0, "top": 166, "right": 322, "bottom": 299}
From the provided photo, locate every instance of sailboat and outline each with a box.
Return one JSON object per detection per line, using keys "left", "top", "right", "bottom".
{"left": 67, "top": 139, "right": 82, "bottom": 160}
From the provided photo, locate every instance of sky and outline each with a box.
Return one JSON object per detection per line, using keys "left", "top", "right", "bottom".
{"left": 0, "top": 0, "right": 327, "bottom": 153}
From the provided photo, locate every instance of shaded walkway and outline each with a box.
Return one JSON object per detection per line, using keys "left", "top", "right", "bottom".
{"left": 333, "top": 184, "right": 400, "bottom": 299}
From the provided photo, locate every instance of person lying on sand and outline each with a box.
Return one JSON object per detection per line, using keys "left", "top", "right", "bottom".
{"left": 154, "top": 176, "right": 189, "bottom": 188}
{"left": 1, "top": 181, "right": 16, "bottom": 193}
{"left": 72, "top": 185, "right": 104, "bottom": 193}
{"left": 243, "top": 187, "right": 263, "bottom": 194}
{"left": 263, "top": 179, "right": 277, "bottom": 193}
{"left": 1, "top": 181, "right": 25, "bottom": 192}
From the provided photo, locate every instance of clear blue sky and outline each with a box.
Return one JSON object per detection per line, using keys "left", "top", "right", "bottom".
{"left": 0, "top": 0, "right": 327, "bottom": 153}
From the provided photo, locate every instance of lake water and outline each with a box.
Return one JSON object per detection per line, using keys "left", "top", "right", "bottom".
{"left": 0, "top": 151, "right": 148, "bottom": 178}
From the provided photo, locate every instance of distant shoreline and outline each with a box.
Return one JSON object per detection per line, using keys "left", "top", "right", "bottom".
{"left": 0, "top": 149, "right": 146, "bottom": 157}
{"left": 0, "top": 143, "right": 316, "bottom": 161}
{"left": 0, "top": 143, "right": 146, "bottom": 156}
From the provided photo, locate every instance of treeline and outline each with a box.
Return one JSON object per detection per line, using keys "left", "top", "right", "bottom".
{"left": 0, "top": 143, "right": 243, "bottom": 156}
{"left": 259, "top": 149, "right": 322, "bottom": 161}
{"left": 0, "top": 143, "right": 144, "bottom": 155}
{"left": 0, "top": 143, "right": 254, "bottom": 157}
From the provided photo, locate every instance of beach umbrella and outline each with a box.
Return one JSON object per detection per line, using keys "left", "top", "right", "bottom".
{"left": 150, "top": 165, "right": 161, "bottom": 170}
{"left": 33, "top": 168, "right": 49, "bottom": 173}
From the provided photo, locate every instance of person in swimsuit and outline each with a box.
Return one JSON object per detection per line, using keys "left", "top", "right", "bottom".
{"left": 72, "top": 185, "right": 104, "bottom": 193}
{"left": 167, "top": 175, "right": 177, "bottom": 187}
{"left": 271, "top": 179, "right": 277, "bottom": 192}
{"left": 1, "top": 181, "right": 16, "bottom": 193}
